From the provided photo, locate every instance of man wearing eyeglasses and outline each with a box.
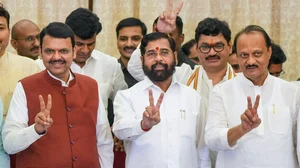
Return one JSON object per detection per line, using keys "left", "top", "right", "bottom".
{"left": 127, "top": 16, "right": 235, "bottom": 167}
{"left": 268, "top": 42, "right": 286, "bottom": 77}
{"left": 10, "top": 19, "right": 40, "bottom": 60}
{"left": 113, "top": 32, "right": 209, "bottom": 168}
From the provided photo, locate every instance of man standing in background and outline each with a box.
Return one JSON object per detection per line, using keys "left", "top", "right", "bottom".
{"left": 10, "top": 19, "right": 40, "bottom": 60}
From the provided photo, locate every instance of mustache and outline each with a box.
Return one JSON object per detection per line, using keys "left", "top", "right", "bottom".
{"left": 123, "top": 46, "right": 136, "bottom": 51}
{"left": 49, "top": 59, "right": 66, "bottom": 64}
{"left": 30, "top": 46, "right": 39, "bottom": 52}
{"left": 205, "top": 55, "right": 220, "bottom": 60}
{"left": 152, "top": 62, "right": 168, "bottom": 69}
{"left": 246, "top": 64, "right": 258, "bottom": 69}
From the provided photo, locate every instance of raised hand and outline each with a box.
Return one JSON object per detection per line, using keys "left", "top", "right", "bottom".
{"left": 156, "top": 0, "right": 183, "bottom": 33}
{"left": 34, "top": 94, "right": 53, "bottom": 134}
{"left": 240, "top": 95, "right": 261, "bottom": 133}
{"left": 141, "top": 89, "right": 164, "bottom": 131}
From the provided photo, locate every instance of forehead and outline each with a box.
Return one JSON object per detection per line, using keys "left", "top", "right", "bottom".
{"left": 17, "top": 24, "right": 40, "bottom": 36}
{"left": 118, "top": 26, "right": 143, "bottom": 36}
{"left": 0, "top": 16, "right": 8, "bottom": 27}
{"left": 42, "top": 35, "right": 72, "bottom": 49}
{"left": 236, "top": 32, "right": 267, "bottom": 50}
{"left": 198, "top": 33, "right": 227, "bottom": 44}
{"left": 146, "top": 39, "right": 171, "bottom": 50}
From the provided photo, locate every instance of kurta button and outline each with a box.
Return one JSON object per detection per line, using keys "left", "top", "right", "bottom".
{"left": 72, "top": 156, "right": 77, "bottom": 161}
{"left": 69, "top": 124, "right": 73, "bottom": 128}
{"left": 66, "top": 107, "right": 71, "bottom": 112}
{"left": 71, "top": 140, "right": 75, "bottom": 145}
{"left": 62, "top": 91, "right": 66, "bottom": 95}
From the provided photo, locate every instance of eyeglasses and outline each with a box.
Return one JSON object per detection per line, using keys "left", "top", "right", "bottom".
{"left": 199, "top": 43, "right": 225, "bottom": 54}
{"left": 144, "top": 49, "right": 172, "bottom": 59}
{"left": 13, "top": 34, "right": 40, "bottom": 43}
{"left": 270, "top": 70, "right": 285, "bottom": 77}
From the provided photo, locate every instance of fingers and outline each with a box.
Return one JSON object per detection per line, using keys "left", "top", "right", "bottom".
{"left": 144, "top": 107, "right": 151, "bottom": 118}
{"left": 148, "top": 89, "right": 154, "bottom": 107}
{"left": 45, "top": 94, "right": 52, "bottom": 113}
{"left": 253, "top": 95, "right": 260, "bottom": 110}
{"left": 174, "top": 1, "right": 183, "bottom": 15}
{"left": 241, "top": 110, "right": 253, "bottom": 126}
{"left": 39, "top": 95, "right": 45, "bottom": 112}
{"left": 167, "top": 0, "right": 173, "bottom": 12}
{"left": 246, "top": 96, "right": 252, "bottom": 110}
{"left": 155, "top": 93, "right": 164, "bottom": 109}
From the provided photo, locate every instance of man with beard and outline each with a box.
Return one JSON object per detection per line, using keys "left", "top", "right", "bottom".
{"left": 3, "top": 22, "right": 113, "bottom": 168}
{"left": 113, "top": 32, "right": 209, "bottom": 168}
{"left": 10, "top": 19, "right": 40, "bottom": 60}
{"left": 116, "top": 17, "right": 147, "bottom": 88}
{"left": 128, "top": 16, "right": 235, "bottom": 168}
{"left": 205, "top": 25, "right": 299, "bottom": 167}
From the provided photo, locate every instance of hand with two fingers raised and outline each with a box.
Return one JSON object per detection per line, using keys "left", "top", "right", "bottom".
{"left": 141, "top": 89, "right": 164, "bottom": 131}
{"left": 34, "top": 94, "right": 53, "bottom": 134}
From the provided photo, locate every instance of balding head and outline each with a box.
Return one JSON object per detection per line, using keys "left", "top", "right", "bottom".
{"left": 11, "top": 19, "right": 40, "bottom": 60}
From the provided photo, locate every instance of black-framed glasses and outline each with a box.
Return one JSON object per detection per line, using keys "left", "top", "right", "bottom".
{"left": 199, "top": 43, "right": 225, "bottom": 54}
{"left": 270, "top": 70, "right": 285, "bottom": 77}
{"left": 13, "top": 34, "right": 40, "bottom": 43}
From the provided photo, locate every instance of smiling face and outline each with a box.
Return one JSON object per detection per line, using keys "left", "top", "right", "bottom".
{"left": 236, "top": 32, "right": 271, "bottom": 83}
{"left": 11, "top": 21, "right": 40, "bottom": 59}
{"left": 197, "top": 33, "right": 231, "bottom": 72}
{"left": 142, "top": 38, "right": 176, "bottom": 82}
{"left": 117, "top": 26, "right": 143, "bottom": 60}
{"left": 0, "top": 16, "right": 10, "bottom": 56}
{"left": 40, "top": 35, "right": 75, "bottom": 82}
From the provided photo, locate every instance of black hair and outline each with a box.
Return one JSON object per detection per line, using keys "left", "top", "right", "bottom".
{"left": 234, "top": 25, "right": 271, "bottom": 53}
{"left": 153, "top": 16, "right": 183, "bottom": 34}
{"left": 140, "top": 32, "right": 176, "bottom": 56}
{"left": 181, "top": 39, "right": 196, "bottom": 56}
{"left": 268, "top": 42, "right": 287, "bottom": 67}
{"left": 40, "top": 22, "right": 75, "bottom": 48}
{"left": 0, "top": 3, "right": 10, "bottom": 27}
{"left": 195, "top": 18, "right": 231, "bottom": 44}
{"left": 116, "top": 17, "right": 147, "bottom": 38}
{"left": 65, "top": 8, "right": 102, "bottom": 39}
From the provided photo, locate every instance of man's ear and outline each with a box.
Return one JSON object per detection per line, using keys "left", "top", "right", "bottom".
{"left": 180, "top": 33, "right": 185, "bottom": 44}
{"left": 10, "top": 39, "right": 17, "bottom": 50}
{"left": 228, "top": 40, "right": 233, "bottom": 54}
{"left": 73, "top": 46, "right": 77, "bottom": 59}
{"left": 140, "top": 56, "right": 144, "bottom": 63}
{"left": 174, "top": 51, "right": 178, "bottom": 65}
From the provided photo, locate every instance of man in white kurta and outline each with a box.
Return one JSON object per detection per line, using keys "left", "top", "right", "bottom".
{"left": 128, "top": 18, "right": 236, "bottom": 167}
{"left": 205, "top": 25, "right": 299, "bottom": 168}
{"left": 113, "top": 32, "right": 210, "bottom": 168}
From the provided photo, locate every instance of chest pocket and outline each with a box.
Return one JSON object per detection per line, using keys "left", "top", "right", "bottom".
{"left": 267, "top": 105, "right": 291, "bottom": 135}
{"left": 180, "top": 110, "right": 198, "bottom": 139}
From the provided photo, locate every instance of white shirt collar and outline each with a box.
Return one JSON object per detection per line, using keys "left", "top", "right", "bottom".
{"left": 47, "top": 70, "right": 74, "bottom": 87}
{"left": 141, "top": 76, "right": 179, "bottom": 92}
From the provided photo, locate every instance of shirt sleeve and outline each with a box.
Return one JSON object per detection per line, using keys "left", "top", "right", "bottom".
{"left": 2, "top": 82, "right": 44, "bottom": 154}
{"left": 111, "top": 58, "right": 128, "bottom": 100}
{"left": 204, "top": 85, "right": 237, "bottom": 151}
{"left": 112, "top": 90, "right": 145, "bottom": 141}
{"left": 97, "top": 89, "right": 114, "bottom": 168}
{"left": 127, "top": 45, "right": 145, "bottom": 82}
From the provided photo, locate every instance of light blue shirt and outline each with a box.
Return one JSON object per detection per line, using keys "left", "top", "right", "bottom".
{"left": 0, "top": 98, "right": 9, "bottom": 168}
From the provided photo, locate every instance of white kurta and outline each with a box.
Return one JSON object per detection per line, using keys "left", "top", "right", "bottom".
{"left": 2, "top": 71, "right": 114, "bottom": 168}
{"left": 205, "top": 73, "right": 299, "bottom": 168}
{"left": 113, "top": 76, "right": 210, "bottom": 168}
